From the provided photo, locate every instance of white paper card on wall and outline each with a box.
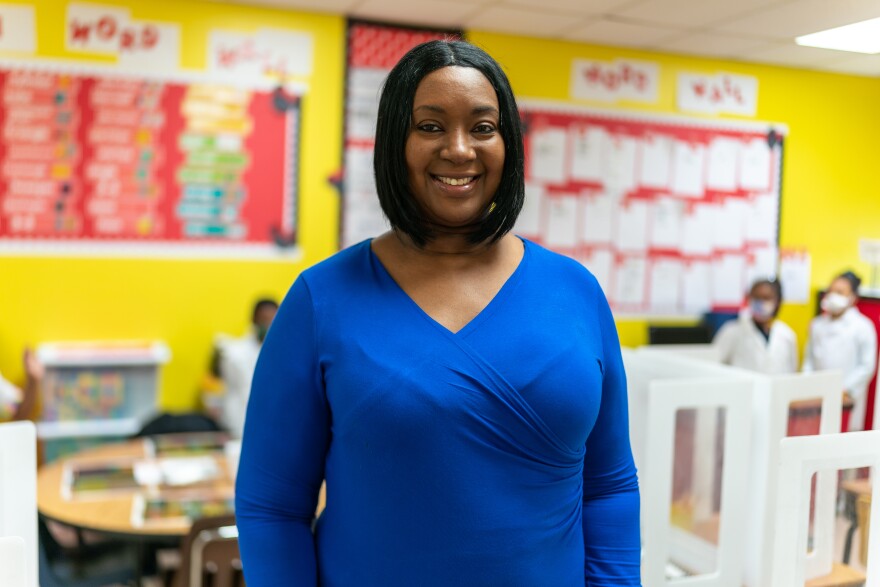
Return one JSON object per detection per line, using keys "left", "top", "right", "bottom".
{"left": 713, "top": 254, "right": 747, "bottom": 306}
{"left": 681, "top": 205, "right": 715, "bottom": 256}
{"left": 516, "top": 182, "right": 545, "bottom": 237}
{"left": 208, "top": 28, "right": 314, "bottom": 81}
{"left": 615, "top": 256, "right": 647, "bottom": 307}
{"left": 617, "top": 200, "right": 649, "bottom": 253}
{"left": 740, "top": 138, "right": 772, "bottom": 191}
{"left": 706, "top": 137, "right": 739, "bottom": 192}
{"left": 581, "top": 191, "right": 615, "bottom": 245}
{"left": 569, "top": 126, "right": 606, "bottom": 183}
{"left": 117, "top": 22, "right": 181, "bottom": 72}
{"left": 649, "top": 259, "right": 683, "bottom": 313}
{"left": 683, "top": 261, "right": 712, "bottom": 312}
{"left": 529, "top": 127, "right": 568, "bottom": 184}
{"left": 0, "top": 4, "right": 36, "bottom": 53}
{"left": 715, "top": 198, "right": 748, "bottom": 250}
{"left": 671, "top": 141, "right": 705, "bottom": 197}
{"left": 607, "top": 136, "right": 638, "bottom": 192}
{"left": 545, "top": 194, "right": 579, "bottom": 248}
{"left": 582, "top": 249, "right": 614, "bottom": 294}
{"left": 66, "top": 3, "right": 131, "bottom": 54}
{"left": 677, "top": 72, "right": 758, "bottom": 116}
{"left": 650, "top": 197, "right": 685, "bottom": 249}
{"left": 745, "top": 193, "right": 777, "bottom": 243}
{"left": 346, "top": 92, "right": 380, "bottom": 141}
{"left": 639, "top": 134, "right": 672, "bottom": 189}
{"left": 571, "top": 58, "right": 659, "bottom": 103}
{"left": 747, "top": 246, "right": 778, "bottom": 284}
{"left": 779, "top": 249, "right": 811, "bottom": 304}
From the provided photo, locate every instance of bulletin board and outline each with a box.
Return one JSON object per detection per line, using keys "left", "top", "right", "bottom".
{"left": 0, "top": 60, "right": 302, "bottom": 257}
{"left": 340, "top": 20, "right": 460, "bottom": 248}
{"left": 517, "top": 100, "right": 785, "bottom": 317}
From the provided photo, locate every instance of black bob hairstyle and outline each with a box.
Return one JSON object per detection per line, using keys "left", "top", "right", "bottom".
{"left": 373, "top": 40, "right": 525, "bottom": 247}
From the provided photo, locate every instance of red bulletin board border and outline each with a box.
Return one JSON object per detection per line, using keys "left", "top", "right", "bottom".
{"left": 517, "top": 99, "right": 787, "bottom": 318}
{"left": 338, "top": 19, "right": 462, "bottom": 249}
{"left": 0, "top": 58, "right": 304, "bottom": 259}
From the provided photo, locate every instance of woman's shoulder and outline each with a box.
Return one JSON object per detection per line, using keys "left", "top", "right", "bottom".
{"left": 771, "top": 319, "right": 797, "bottom": 340}
{"left": 521, "top": 237, "right": 602, "bottom": 293}
{"left": 299, "top": 240, "right": 373, "bottom": 289}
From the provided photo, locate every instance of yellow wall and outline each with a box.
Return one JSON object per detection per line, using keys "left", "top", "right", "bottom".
{"left": 469, "top": 31, "right": 880, "bottom": 350}
{"left": 3, "top": 3, "right": 880, "bottom": 406}
{"left": 0, "top": 0, "right": 345, "bottom": 408}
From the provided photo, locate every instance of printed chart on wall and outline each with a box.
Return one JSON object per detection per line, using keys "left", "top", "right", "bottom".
{"left": 0, "top": 62, "right": 302, "bottom": 257}
{"left": 340, "top": 21, "right": 459, "bottom": 248}
{"left": 517, "top": 100, "right": 785, "bottom": 317}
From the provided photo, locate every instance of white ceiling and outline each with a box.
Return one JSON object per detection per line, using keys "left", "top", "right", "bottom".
{"left": 219, "top": 0, "right": 880, "bottom": 77}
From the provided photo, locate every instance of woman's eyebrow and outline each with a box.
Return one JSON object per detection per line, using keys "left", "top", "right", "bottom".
{"left": 413, "top": 104, "right": 499, "bottom": 115}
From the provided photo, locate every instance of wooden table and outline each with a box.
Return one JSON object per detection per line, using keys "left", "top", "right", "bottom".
{"left": 37, "top": 439, "right": 234, "bottom": 538}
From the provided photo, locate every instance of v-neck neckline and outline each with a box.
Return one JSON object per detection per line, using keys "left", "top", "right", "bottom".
{"left": 368, "top": 237, "right": 529, "bottom": 337}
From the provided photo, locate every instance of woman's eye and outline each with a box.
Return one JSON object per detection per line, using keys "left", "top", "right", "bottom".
{"left": 417, "top": 123, "right": 441, "bottom": 132}
{"left": 474, "top": 124, "right": 496, "bottom": 134}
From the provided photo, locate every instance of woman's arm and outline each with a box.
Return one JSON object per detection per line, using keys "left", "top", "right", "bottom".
{"left": 582, "top": 291, "right": 641, "bottom": 586}
{"left": 844, "top": 319, "right": 878, "bottom": 398}
{"left": 236, "top": 277, "right": 330, "bottom": 586}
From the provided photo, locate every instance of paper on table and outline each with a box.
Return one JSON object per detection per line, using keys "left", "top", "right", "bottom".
{"left": 639, "top": 134, "right": 672, "bottom": 189}
{"left": 545, "top": 194, "right": 579, "bottom": 248}
{"left": 615, "top": 256, "right": 647, "bottom": 308}
{"left": 529, "top": 127, "right": 568, "bottom": 184}
{"left": 740, "top": 138, "right": 771, "bottom": 192}
{"left": 581, "top": 191, "right": 615, "bottom": 245}
{"left": 569, "top": 126, "right": 606, "bottom": 183}
{"left": 745, "top": 194, "right": 777, "bottom": 243}
{"left": 671, "top": 141, "right": 706, "bottom": 197}
{"left": 606, "top": 136, "right": 638, "bottom": 193}
{"left": 649, "top": 258, "right": 683, "bottom": 313}
{"left": 712, "top": 254, "right": 747, "bottom": 306}
{"left": 650, "top": 197, "right": 685, "bottom": 249}
{"left": 582, "top": 248, "right": 614, "bottom": 294}
{"left": 706, "top": 137, "right": 739, "bottom": 192}
{"left": 747, "top": 246, "right": 778, "bottom": 284}
{"left": 715, "top": 198, "right": 748, "bottom": 250}
{"left": 681, "top": 204, "right": 716, "bottom": 256}
{"left": 779, "top": 250, "right": 811, "bottom": 304}
{"left": 683, "top": 261, "right": 712, "bottom": 313}
{"left": 617, "top": 200, "right": 649, "bottom": 253}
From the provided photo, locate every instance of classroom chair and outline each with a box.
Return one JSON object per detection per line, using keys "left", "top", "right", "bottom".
{"left": 170, "top": 514, "right": 244, "bottom": 587}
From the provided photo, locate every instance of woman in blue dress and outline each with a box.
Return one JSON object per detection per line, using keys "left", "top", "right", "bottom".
{"left": 236, "top": 40, "right": 641, "bottom": 586}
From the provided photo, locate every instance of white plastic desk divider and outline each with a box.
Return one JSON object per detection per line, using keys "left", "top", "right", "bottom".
{"left": 636, "top": 344, "right": 722, "bottom": 364}
{"left": 771, "top": 431, "right": 880, "bottom": 586}
{"left": 0, "top": 536, "right": 26, "bottom": 587}
{"left": 0, "top": 421, "right": 37, "bottom": 587}
{"left": 641, "top": 377, "right": 753, "bottom": 587}
{"left": 745, "top": 370, "right": 842, "bottom": 587}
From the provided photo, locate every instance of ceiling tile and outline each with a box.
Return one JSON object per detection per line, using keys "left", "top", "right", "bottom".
{"left": 616, "top": 0, "right": 788, "bottom": 28}
{"left": 739, "top": 41, "right": 848, "bottom": 68}
{"left": 463, "top": 5, "right": 588, "bottom": 36}
{"left": 653, "top": 32, "right": 776, "bottom": 59}
{"left": 717, "top": 0, "right": 880, "bottom": 39}
{"left": 351, "top": 0, "right": 479, "bottom": 29}
{"left": 816, "top": 54, "right": 880, "bottom": 77}
{"left": 501, "top": 0, "right": 642, "bottom": 16}
{"left": 563, "top": 18, "right": 684, "bottom": 47}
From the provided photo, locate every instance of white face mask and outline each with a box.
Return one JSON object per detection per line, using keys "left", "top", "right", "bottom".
{"left": 749, "top": 299, "right": 776, "bottom": 320}
{"left": 821, "top": 292, "right": 851, "bottom": 315}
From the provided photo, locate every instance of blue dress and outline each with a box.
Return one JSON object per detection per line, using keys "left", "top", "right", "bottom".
{"left": 236, "top": 238, "right": 641, "bottom": 586}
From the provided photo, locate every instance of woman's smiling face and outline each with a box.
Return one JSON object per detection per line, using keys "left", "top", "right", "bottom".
{"left": 405, "top": 66, "right": 505, "bottom": 232}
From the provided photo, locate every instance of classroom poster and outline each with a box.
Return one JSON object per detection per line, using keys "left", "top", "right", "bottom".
{"left": 518, "top": 100, "right": 784, "bottom": 316}
{"left": 0, "top": 62, "right": 302, "bottom": 256}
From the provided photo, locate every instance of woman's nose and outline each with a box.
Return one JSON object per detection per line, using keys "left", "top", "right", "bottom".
{"left": 441, "top": 128, "right": 476, "bottom": 163}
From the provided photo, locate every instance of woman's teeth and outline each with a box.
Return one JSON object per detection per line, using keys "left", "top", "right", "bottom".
{"left": 437, "top": 176, "right": 475, "bottom": 186}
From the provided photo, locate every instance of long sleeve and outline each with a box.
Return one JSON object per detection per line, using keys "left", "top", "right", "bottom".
{"left": 801, "top": 327, "right": 815, "bottom": 373}
{"left": 582, "top": 290, "right": 641, "bottom": 585}
{"left": 712, "top": 321, "right": 737, "bottom": 365}
{"left": 236, "top": 277, "right": 330, "bottom": 586}
{"left": 845, "top": 320, "right": 878, "bottom": 399}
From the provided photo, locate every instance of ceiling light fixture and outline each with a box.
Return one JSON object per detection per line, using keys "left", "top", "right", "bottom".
{"left": 795, "top": 17, "right": 880, "bottom": 54}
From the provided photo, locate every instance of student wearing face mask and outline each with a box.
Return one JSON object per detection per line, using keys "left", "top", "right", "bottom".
{"left": 803, "top": 271, "right": 878, "bottom": 431}
{"left": 713, "top": 278, "right": 798, "bottom": 374}
{"left": 213, "top": 298, "right": 278, "bottom": 438}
